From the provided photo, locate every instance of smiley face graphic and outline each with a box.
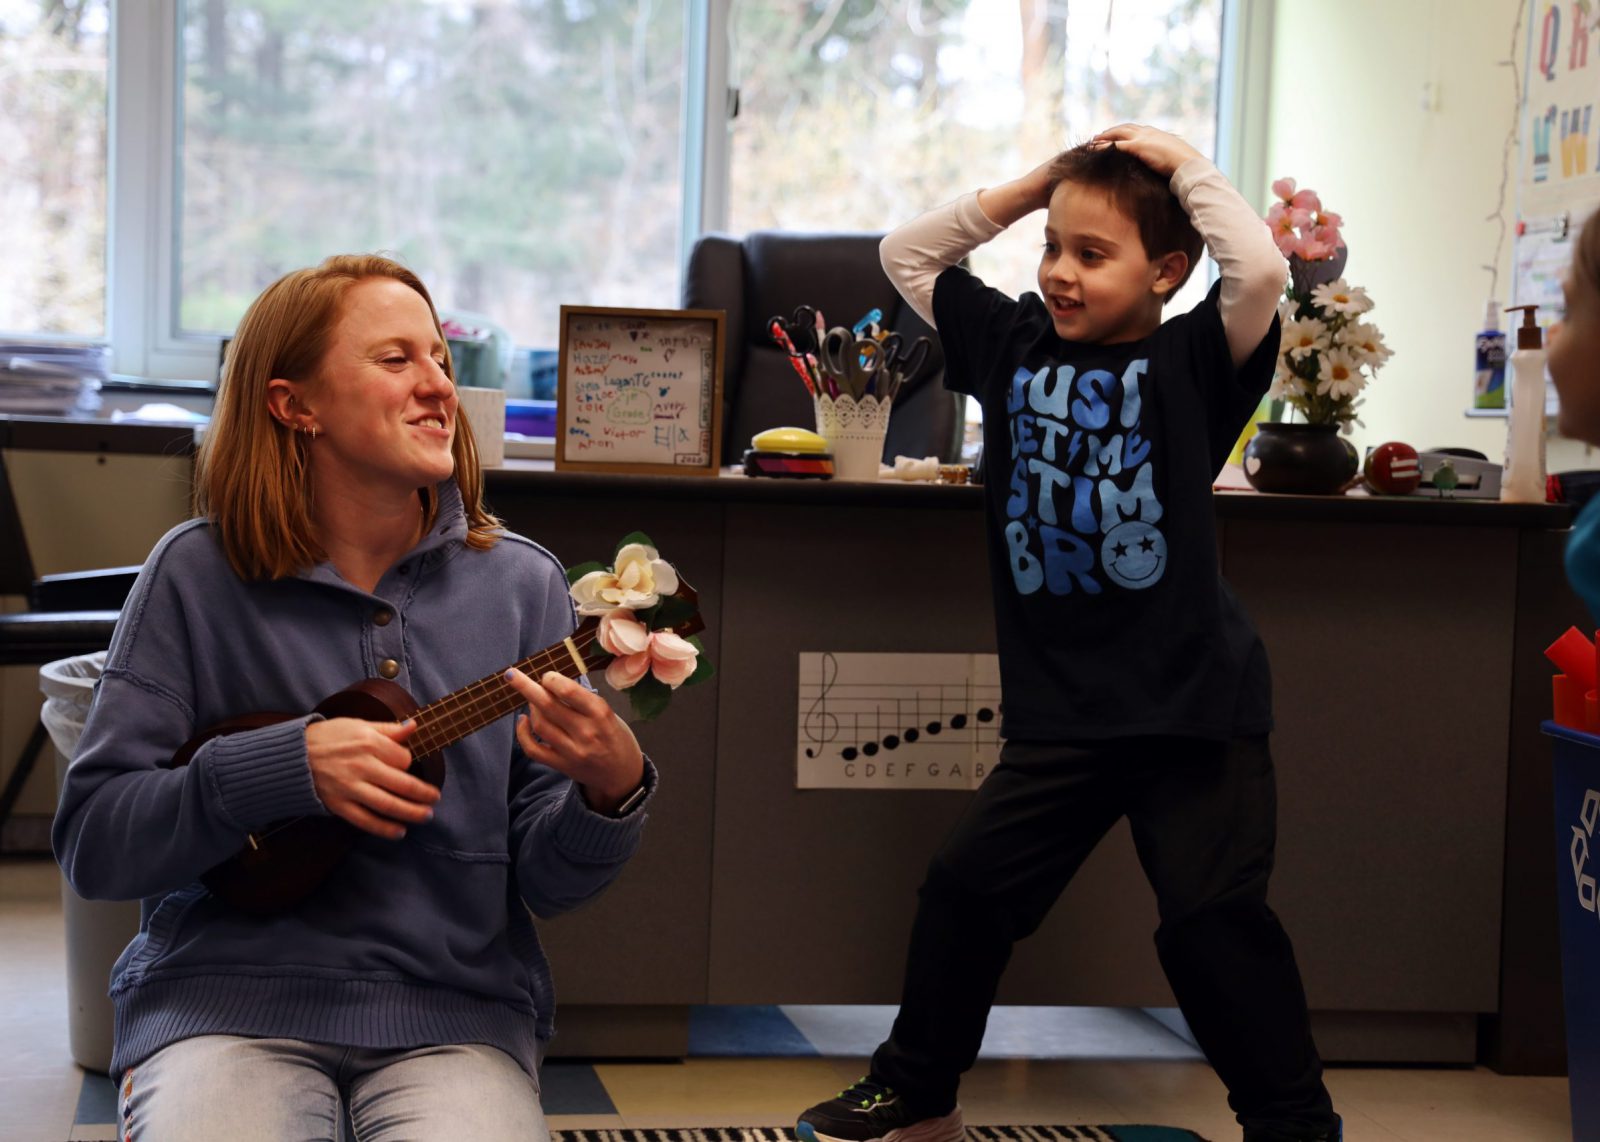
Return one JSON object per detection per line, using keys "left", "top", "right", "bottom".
{"left": 1101, "top": 520, "right": 1167, "bottom": 589}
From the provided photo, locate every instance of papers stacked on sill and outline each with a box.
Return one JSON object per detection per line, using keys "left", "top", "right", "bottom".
{"left": 0, "top": 343, "right": 108, "bottom": 416}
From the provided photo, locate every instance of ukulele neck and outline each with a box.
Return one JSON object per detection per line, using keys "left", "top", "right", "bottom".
{"left": 408, "top": 625, "right": 608, "bottom": 756}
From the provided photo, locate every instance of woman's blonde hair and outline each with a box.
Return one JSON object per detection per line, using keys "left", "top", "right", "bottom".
{"left": 195, "top": 253, "right": 502, "bottom": 581}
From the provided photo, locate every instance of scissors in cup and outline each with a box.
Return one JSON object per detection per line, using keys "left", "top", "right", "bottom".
{"left": 819, "top": 326, "right": 888, "bottom": 400}
{"left": 881, "top": 334, "right": 932, "bottom": 399}
{"left": 786, "top": 305, "right": 825, "bottom": 356}
{"left": 767, "top": 317, "right": 819, "bottom": 397}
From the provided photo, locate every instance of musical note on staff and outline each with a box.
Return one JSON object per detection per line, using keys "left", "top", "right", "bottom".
{"left": 795, "top": 652, "right": 1002, "bottom": 790}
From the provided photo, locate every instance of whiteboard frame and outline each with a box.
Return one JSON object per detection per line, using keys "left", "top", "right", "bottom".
{"left": 554, "top": 304, "right": 726, "bottom": 476}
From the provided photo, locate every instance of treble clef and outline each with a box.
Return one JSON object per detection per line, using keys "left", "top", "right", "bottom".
{"left": 803, "top": 653, "right": 840, "bottom": 757}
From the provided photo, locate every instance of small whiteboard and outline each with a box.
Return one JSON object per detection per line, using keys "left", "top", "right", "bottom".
{"left": 555, "top": 305, "right": 725, "bottom": 475}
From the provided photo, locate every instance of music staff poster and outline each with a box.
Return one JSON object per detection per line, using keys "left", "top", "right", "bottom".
{"left": 796, "top": 652, "right": 1003, "bottom": 790}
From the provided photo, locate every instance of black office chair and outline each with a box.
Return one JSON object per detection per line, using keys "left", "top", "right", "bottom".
{"left": 682, "top": 230, "right": 965, "bottom": 465}
{"left": 0, "top": 429, "right": 143, "bottom": 843}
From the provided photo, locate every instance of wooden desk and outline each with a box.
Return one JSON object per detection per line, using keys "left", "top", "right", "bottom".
{"left": 483, "top": 463, "right": 1573, "bottom": 1072}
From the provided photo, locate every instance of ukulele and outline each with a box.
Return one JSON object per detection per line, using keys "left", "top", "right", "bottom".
{"left": 170, "top": 581, "right": 701, "bottom": 915}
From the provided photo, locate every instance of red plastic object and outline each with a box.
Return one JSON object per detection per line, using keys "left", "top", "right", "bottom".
{"left": 1363, "top": 441, "right": 1421, "bottom": 495}
{"left": 1547, "top": 627, "right": 1599, "bottom": 689}
{"left": 1556, "top": 674, "right": 1587, "bottom": 728}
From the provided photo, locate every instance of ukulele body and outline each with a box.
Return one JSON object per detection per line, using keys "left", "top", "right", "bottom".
{"left": 172, "top": 678, "right": 440, "bottom": 915}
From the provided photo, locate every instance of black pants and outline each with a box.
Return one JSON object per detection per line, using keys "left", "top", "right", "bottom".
{"left": 870, "top": 735, "right": 1338, "bottom": 1141}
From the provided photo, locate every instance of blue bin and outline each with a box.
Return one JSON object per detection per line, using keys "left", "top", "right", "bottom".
{"left": 505, "top": 398, "right": 557, "bottom": 439}
{"left": 1545, "top": 720, "right": 1600, "bottom": 1139}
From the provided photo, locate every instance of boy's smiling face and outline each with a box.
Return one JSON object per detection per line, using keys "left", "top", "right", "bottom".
{"left": 1038, "top": 179, "right": 1186, "bottom": 345}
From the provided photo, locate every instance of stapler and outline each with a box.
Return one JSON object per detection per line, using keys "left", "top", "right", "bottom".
{"left": 1412, "top": 448, "right": 1502, "bottom": 498}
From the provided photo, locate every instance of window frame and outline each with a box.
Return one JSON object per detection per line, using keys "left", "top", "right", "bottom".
{"left": 99, "top": 0, "right": 1260, "bottom": 384}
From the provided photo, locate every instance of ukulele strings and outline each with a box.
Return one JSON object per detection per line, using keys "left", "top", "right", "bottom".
{"left": 245, "top": 626, "right": 605, "bottom": 847}
{"left": 409, "top": 624, "right": 606, "bottom": 755}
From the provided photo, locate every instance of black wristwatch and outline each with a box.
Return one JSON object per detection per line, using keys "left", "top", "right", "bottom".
{"left": 600, "top": 775, "right": 649, "bottom": 819}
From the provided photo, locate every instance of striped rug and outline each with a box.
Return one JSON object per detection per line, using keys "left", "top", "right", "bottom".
{"left": 552, "top": 1129, "right": 1207, "bottom": 1142}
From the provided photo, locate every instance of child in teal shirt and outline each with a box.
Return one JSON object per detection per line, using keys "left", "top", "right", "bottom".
{"left": 1551, "top": 209, "right": 1600, "bottom": 617}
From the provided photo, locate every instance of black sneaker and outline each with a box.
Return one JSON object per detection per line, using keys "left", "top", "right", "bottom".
{"left": 796, "top": 1077, "right": 965, "bottom": 1142}
{"left": 1245, "top": 1117, "right": 1342, "bottom": 1142}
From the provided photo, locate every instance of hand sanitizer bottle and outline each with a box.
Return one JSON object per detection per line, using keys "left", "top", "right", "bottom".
{"left": 1502, "top": 303, "right": 1547, "bottom": 503}
{"left": 1474, "top": 300, "right": 1507, "bottom": 409}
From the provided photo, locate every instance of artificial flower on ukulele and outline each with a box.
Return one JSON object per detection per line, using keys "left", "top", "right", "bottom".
{"left": 567, "top": 533, "right": 713, "bottom": 721}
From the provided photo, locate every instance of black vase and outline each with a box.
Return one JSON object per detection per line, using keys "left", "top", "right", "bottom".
{"left": 1241, "top": 422, "right": 1351, "bottom": 495}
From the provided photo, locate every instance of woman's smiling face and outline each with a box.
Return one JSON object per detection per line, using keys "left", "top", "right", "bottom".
{"left": 298, "top": 277, "right": 460, "bottom": 501}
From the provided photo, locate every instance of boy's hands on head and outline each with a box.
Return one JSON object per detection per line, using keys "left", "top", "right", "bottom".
{"left": 978, "top": 155, "right": 1061, "bottom": 228}
{"left": 1091, "top": 123, "right": 1204, "bottom": 179}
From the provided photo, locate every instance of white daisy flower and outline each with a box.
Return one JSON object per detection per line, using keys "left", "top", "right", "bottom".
{"left": 1281, "top": 316, "right": 1331, "bottom": 361}
{"left": 1316, "top": 348, "right": 1366, "bottom": 400}
{"left": 1337, "top": 320, "right": 1393, "bottom": 369}
{"left": 1310, "top": 279, "right": 1374, "bottom": 316}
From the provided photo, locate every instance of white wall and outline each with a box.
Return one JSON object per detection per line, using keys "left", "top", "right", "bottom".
{"left": 1265, "top": 0, "right": 1596, "bottom": 472}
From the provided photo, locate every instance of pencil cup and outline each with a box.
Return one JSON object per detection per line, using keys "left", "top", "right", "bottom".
{"left": 457, "top": 386, "right": 506, "bottom": 467}
{"left": 813, "top": 393, "right": 892, "bottom": 480}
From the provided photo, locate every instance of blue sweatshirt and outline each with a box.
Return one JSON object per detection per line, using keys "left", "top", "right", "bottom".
{"left": 53, "top": 480, "right": 653, "bottom": 1079}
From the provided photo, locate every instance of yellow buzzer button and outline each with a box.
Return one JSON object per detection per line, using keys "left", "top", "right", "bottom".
{"left": 751, "top": 426, "right": 828, "bottom": 454}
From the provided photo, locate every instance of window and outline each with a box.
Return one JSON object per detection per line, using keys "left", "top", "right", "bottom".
{"left": 728, "top": 0, "right": 1223, "bottom": 312}
{"left": 177, "top": 0, "right": 686, "bottom": 383}
{"left": 0, "top": 0, "right": 109, "bottom": 339}
{"left": 2, "top": 0, "right": 1248, "bottom": 388}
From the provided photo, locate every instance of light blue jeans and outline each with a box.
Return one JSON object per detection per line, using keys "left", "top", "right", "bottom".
{"left": 118, "top": 1035, "right": 549, "bottom": 1142}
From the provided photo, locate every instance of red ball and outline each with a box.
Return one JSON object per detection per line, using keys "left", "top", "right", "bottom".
{"left": 1363, "top": 441, "right": 1422, "bottom": 495}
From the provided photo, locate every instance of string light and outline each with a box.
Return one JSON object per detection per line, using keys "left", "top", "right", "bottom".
{"left": 1484, "top": 0, "right": 1529, "bottom": 300}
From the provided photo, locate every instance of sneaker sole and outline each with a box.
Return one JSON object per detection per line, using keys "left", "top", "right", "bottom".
{"left": 796, "top": 1107, "right": 966, "bottom": 1142}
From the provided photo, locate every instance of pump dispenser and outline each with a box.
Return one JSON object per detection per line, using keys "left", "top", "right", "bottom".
{"left": 1502, "top": 303, "right": 1548, "bottom": 503}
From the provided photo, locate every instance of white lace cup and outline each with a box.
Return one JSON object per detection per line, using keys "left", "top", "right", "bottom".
{"left": 456, "top": 386, "right": 506, "bottom": 467}
{"left": 814, "top": 393, "right": 892, "bottom": 480}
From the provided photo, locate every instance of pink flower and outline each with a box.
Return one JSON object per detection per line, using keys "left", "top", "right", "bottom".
{"left": 1266, "top": 204, "right": 1300, "bottom": 256}
{"left": 1295, "top": 233, "right": 1339, "bottom": 261}
{"left": 597, "top": 610, "right": 701, "bottom": 691}
{"left": 605, "top": 650, "right": 652, "bottom": 690}
{"left": 1272, "top": 175, "right": 1321, "bottom": 213}
{"left": 598, "top": 610, "right": 651, "bottom": 656}
{"left": 646, "top": 631, "right": 700, "bottom": 688}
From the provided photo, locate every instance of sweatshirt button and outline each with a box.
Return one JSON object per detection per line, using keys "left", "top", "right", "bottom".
{"left": 378, "top": 659, "right": 400, "bottom": 679}
{"left": 373, "top": 609, "right": 392, "bottom": 627}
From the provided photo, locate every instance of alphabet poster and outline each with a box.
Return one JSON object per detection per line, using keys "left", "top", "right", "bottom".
{"left": 1516, "top": 3, "right": 1600, "bottom": 321}
{"left": 796, "top": 652, "right": 1002, "bottom": 790}
{"left": 555, "top": 306, "right": 724, "bottom": 475}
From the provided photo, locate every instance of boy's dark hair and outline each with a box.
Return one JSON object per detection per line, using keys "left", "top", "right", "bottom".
{"left": 1047, "top": 142, "right": 1205, "bottom": 300}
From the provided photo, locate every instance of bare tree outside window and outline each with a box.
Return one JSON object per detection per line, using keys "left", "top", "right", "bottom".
{"left": 179, "top": 0, "right": 686, "bottom": 353}
{"left": 729, "top": 0, "right": 1221, "bottom": 310}
{"left": 0, "top": 0, "right": 108, "bottom": 338}
{"left": 0, "top": 0, "right": 1220, "bottom": 370}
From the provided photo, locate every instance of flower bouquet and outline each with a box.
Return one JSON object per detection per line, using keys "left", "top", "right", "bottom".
{"left": 567, "top": 533, "right": 713, "bottom": 721}
{"left": 1264, "top": 178, "right": 1393, "bottom": 433}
